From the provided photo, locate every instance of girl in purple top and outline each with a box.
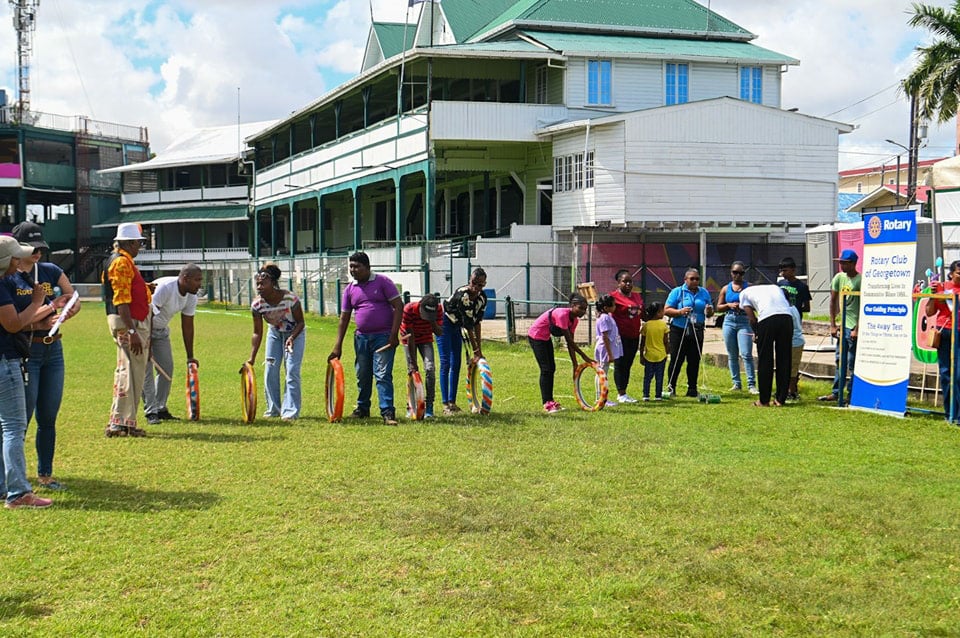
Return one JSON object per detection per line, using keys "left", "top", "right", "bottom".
{"left": 594, "top": 294, "right": 622, "bottom": 407}
{"left": 527, "top": 293, "right": 593, "bottom": 413}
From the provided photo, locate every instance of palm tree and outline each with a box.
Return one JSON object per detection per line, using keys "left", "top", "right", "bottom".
{"left": 904, "top": 1, "right": 960, "bottom": 124}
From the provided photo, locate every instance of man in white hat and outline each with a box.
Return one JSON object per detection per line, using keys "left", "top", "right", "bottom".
{"left": 103, "top": 223, "right": 153, "bottom": 437}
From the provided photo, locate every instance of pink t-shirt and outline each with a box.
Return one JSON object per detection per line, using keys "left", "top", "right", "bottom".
{"left": 528, "top": 307, "right": 579, "bottom": 341}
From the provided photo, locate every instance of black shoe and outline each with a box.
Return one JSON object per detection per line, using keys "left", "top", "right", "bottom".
{"left": 382, "top": 411, "right": 398, "bottom": 426}
{"left": 685, "top": 389, "right": 699, "bottom": 398}
{"left": 350, "top": 408, "right": 370, "bottom": 418}
{"left": 157, "top": 409, "right": 179, "bottom": 421}
{"left": 146, "top": 413, "right": 161, "bottom": 425}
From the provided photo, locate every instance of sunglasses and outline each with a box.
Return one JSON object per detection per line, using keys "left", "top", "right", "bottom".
{"left": 687, "top": 276, "right": 700, "bottom": 281}
{"left": 730, "top": 270, "right": 745, "bottom": 275}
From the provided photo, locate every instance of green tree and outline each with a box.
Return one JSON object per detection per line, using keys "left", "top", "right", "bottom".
{"left": 904, "top": 1, "right": 960, "bottom": 123}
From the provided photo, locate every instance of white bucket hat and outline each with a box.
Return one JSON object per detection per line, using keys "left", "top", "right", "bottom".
{"left": 0, "top": 235, "right": 35, "bottom": 270}
{"left": 114, "top": 222, "right": 145, "bottom": 241}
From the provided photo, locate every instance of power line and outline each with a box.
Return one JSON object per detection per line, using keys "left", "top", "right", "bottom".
{"left": 822, "top": 83, "right": 900, "bottom": 118}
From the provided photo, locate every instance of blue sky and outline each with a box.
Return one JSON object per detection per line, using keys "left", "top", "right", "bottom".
{"left": 0, "top": 0, "right": 951, "bottom": 170}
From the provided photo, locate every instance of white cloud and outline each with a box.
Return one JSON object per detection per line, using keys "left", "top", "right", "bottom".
{"left": 0, "top": 0, "right": 952, "bottom": 170}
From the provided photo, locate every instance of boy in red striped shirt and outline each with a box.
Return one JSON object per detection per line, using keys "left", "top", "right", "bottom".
{"left": 400, "top": 294, "right": 442, "bottom": 418}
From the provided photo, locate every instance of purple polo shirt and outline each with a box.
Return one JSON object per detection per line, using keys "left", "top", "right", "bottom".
{"left": 342, "top": 273, "right": 401, "bottom": 335}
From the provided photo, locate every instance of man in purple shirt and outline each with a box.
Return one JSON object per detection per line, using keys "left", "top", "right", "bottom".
{"left": 329, "top": 252, "right": 404, "bottom": 425}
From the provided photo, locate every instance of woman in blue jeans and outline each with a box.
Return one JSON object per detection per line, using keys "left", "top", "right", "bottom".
{"left": 0, "top": 235, "right": 54, "bottom": 509}
{"left": 716, "top": 261, "right": 757, "bottom": 393}
{"left": 248, "top": 264, "right": 306, "bottom": 421}
{"left": 437, "top": 268, "right": 487, "bottom": 415}
{"left": 14, "top": 222, "right": 80, "bottom": 490}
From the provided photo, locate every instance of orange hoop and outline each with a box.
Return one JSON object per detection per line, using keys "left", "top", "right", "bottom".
{"left": 239, "top": 362, "right": 257, "bottom": 423}
{"left": 574, "top": 362, "right": 608, "bottom": 411}
{"left": 326, "top": 358, "right": 345, "bottom": 423}
{"left": 186, "top": 361, "right": 200, "bottom": 421}
{"left": 407, "top": 370, "right": 426, "bottom": 420}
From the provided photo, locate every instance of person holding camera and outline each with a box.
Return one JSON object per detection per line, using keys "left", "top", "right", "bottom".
{"left": 664, "top": 269, "right": 714, "bottom": 398}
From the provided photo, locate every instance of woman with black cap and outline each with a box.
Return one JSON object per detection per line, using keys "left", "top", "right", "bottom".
{"left": 12, "top": 222, "right": 79, "bottom": 491}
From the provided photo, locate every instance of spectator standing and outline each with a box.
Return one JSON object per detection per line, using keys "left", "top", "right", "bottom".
{"left": 400, "top": 294, "right": 443, "bottom": 419}
{"left": 330, "top": 252, "right": 403, "bottom": 425}
{"left": 12, "top": 222, "right": 80, "bottom": 490}
{"left": 740, "top": 284, "right": 794, "bottom": 407}
{"left": 609, "top": 269, "right": 643, "bottom": 403}
{"left": 818, "top": 250, "right": 861, "bottom": 403}
{"left": 103, "top": 223, "right": 152, "bottom": 438}
{"left": 925, "top": 260, "right": 960, "bottom": 422}
{"left": 0, "top": 236, "right": 53, "bottom": 508}
{"left": 716, "top": 261, "right": 757, "bottom": 394}
{"left": 777, "top": 256, "right": 812, "bottom": 398}
{"left": 143, "top": 264, "right": 203, "bottom": 424}
{"left": 639, "top": 302, "right": 670, "bottom": 401}
{"left": 664, "top": 269, "right": 714, "bottom": 397}
{"left": 437, "top": 268, "right": 487, "bottom": 415}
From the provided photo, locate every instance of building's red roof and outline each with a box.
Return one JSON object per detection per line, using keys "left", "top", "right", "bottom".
{"left": 839, "top": 158, "right": 947, "bottom": 178}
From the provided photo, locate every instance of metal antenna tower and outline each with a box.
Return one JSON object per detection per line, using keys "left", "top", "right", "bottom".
{"left": 10, "top": 0, "right": 39, "bottom": 121}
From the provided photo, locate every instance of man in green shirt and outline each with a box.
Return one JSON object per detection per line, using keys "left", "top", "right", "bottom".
{"left": 818, "top": 249, "right": 861, "bottom": 403}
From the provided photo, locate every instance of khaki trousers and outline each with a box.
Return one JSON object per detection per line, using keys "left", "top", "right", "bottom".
{"left": 107, "top": 315, "right": 151, "bottom": 428}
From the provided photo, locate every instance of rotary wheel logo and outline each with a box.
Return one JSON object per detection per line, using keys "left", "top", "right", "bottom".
{"left": 867, "top": 215, "right": 882, "bottom": 239}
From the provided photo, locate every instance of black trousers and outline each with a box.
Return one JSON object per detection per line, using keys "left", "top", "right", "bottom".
{"left": 755, "top": 314, "right": 793, "bottom": 405}
{"left": 614, "top": 336, "right": 639, "bottom": 396}
{"left": 528, "top": 336, "right": 556, "bottom": 404}
{"left": 668, "top": 324, "right": 704, "bottom": 394}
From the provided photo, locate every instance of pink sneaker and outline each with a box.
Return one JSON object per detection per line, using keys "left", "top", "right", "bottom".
{"left": 5, "top": 492, "right": 53, "bottom": 509}
{"left": 543, "top": 401, "right": 563, "bottom": 413}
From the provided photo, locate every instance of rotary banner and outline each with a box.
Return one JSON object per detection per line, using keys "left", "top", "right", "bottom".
{"left": 850, "top": 210, "right": 917, "bottom": 416}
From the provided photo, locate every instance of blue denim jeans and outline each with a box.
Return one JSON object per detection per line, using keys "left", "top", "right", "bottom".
{"left": 25, "top": 340, "right": 65, "bottom": 478}
{"left": 936, "top": 329, "right": 960, "bottom": 422}
{"left": 831, "top": 326, "right": 857, "bottom": 398}
{"left": 354, "top": 332, "right": 395, "bottom": 416}
{"left": 0, "top": 357, "right": 32, "bottom": 501}
{"left": 642, "top": 358, "right": 666, "bottom": 399}
{"left": 436, "top": 315, "right": 463, "bottom": 404}
{"left": 263, "top": 327, "right": 304, "bottom": 419}
{"left": 721, "top": 313, "right": 755, "bottom": 389}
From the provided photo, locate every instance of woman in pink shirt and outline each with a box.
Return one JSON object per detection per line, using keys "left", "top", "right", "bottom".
{"left": 527, "top": 293, "right": 592, "bottom": 413}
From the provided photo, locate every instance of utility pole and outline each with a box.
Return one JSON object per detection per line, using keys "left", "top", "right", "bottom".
{"left": 907, "top": 92, "right": 918, "bottom": 203}
{"left": 10, "top": 0, "right": 40, "bottom": 122}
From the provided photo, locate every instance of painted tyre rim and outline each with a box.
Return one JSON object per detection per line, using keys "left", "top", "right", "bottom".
{"left": 240, "top": 362, "right": 257, "bottom": 424}
{"left": 465, "top": 357, "right": 494, "bottom": 415}
{"left": 186, "top": 361, "right": 200, "bottom": 421}
{"left": 574, "top": 362, "right": 608, "bottom": 411}
{"left": 326, "top": 358, "right": 345, "bottom": 423}
{"left": 407, "top": 370, "right": 426, "bottom": 420}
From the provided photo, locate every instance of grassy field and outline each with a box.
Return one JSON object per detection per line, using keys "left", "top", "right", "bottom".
{"left": 2, "top": 303, "right": 960, "bottom": 636}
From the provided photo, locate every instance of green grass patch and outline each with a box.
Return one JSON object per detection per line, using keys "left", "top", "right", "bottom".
{"left": 3, "top": 304, "right": 960, "bottom": 636}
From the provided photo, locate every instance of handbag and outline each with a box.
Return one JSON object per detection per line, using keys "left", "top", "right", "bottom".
{"left": 930, "top": 328, "right": 942, "bottom": 349}
{"left": 714, "top": 313, "right": 725, "bottom": 329}
{"left": 12, "top": 331, "right": 31, "bottom": 359}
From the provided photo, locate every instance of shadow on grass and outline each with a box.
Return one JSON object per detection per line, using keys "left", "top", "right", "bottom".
{"left": 52, "top": 478, "right": 220, "bottom": 512}
{"left": 0, "top": 593, "right": 52, "bottom": 620}
{"left": 149, "top": 427, "right": 287, "bottom": 444}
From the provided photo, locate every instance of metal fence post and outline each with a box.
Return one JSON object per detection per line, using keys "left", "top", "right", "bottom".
{"left": 318, "top": 277, "right": 325, "bottom": 316}
{"left": 505, "top": 295, "right": 515, "bottom": 344}
{"left": 336, "top": 279, "right": 343, "bottom": 315}
{"left": 302, "top": 279, "right": 309, "bottom": 314}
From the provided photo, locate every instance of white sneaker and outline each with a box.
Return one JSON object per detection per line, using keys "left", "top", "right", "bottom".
{"left": 729, "top": 385, "right": 742, "bottom": 392}
{"left": 618, "top": 394, "right": 639, "bottom": 404}
{"left": 748, "top": 386, "right": 759, "bottom": 395}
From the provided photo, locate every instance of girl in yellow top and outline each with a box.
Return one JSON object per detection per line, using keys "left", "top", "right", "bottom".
{"left": 639, "top": 302, "right": 669, "bottom": 400}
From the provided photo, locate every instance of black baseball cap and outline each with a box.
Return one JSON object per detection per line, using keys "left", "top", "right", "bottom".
{"left": 11, "top": 221, "right": 48, "bottom": 249}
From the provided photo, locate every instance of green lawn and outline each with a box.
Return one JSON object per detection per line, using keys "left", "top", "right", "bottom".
{"left": 2, "top": 304, "right": 959, "bottom": 636}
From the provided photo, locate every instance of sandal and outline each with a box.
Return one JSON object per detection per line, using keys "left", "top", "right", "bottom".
{"left": 37, "top": 479, "right": 65, "bottom": 491}
{"left": 753, "top": 400, "right": 770, "bottom": 407}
